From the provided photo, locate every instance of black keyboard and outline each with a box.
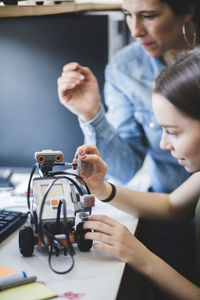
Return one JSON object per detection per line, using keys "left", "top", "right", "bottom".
{"left": 0, "top": 209, "right": 28, "bottom": 242}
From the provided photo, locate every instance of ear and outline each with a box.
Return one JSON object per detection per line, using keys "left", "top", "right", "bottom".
{"left": 184, "top": 4, "right": 195, "bottom": 22}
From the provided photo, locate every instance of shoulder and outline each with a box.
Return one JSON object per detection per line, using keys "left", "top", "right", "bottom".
{"left": 170, "top": 172, "right": 200, "bottom": 213}
{"left": 107, "top": 42, "right": 147, "bottom": 72}
{"left": 191, "top": 171, "right": 200, "bottom": 188}
{"left": 113, "top": 41, "right": 146, "bottom": 63}
{"left": 105, "top": 41, "right": 162, "bottom": 80}
{"left": 182, "top": 172, "right": 200, "bottom": 196}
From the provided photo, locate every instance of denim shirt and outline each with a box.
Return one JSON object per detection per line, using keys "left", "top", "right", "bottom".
{"left": 79, "top": 42, "right": 189, "bottom": 192}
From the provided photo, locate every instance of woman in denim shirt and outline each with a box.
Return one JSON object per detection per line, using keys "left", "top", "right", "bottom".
{"left": 74, "top": 47, "right": 200, "bottom": 300}
{"left": 58, "top": 0, "right": 200, "bottom": 286}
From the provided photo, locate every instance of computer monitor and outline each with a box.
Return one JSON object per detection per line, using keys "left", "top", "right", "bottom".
{"left": 0, "top": 12, "right": 127, "bottom": 169}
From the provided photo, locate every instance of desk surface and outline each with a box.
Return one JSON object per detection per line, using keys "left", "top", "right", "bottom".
{"left": 0, "top": 2, "right": 122, "bottom": 18}
{"left": 0, "top": 173, "right": 138, "bottom": 300}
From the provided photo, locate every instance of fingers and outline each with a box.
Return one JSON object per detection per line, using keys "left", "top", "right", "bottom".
{"left": 63, "top": 62, "right": 79, "bottom": 72}
{"left": 72, "top": 145, "right": 107, "bottom": 183}
{"left": 57, "top": 71, "right": 85, "bottom": 91}
{"left": 57, "top": 62, "right": 86, "bottom": 94}
{"left": 72, "top": 154, "right": 107, "bottom": 183}
{"left": 92, "top": 242, "right": 114, "bottom": 256}
{"left": 83, "top": 215, "right": 129, "bottom": 260}
{"left": 85, "top": 231, "right": 113, "bottom": 246}
{"left": 80, "top": 153, "right": 106, "bottom": 168}
{"left": 75, "top": 145, "right": 100, "bottom": 157}
{"left": 61, "top": 70, "right": 85, "bottom": 83}
{"left": 74, "top": 155, "right": 107, "bottom": 181}
{"left": 85, "top": 214, "right": 119, "bottom": 227}
{"left": 73, "top": 144, "right": 100, "bottom": 167}
{"left": 62, "top": 62, "right": 92, "bottom": 80}
{"left": 84, "top": 217, "right": 116, "bottom": 246}
{"left": 84, "top": 219, "right": 114, "bottom": 236}
{"left": 62, "top": 62, "right": 89, "bottom": 74}
{"left": 73, "top": 145, "right": 101, "bottom": 166}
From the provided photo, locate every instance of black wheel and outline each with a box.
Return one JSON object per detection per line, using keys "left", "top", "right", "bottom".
{"left": 76, "top": 222, "right": 93, "bottom": 252}
{"left": 19, "top": 226, "right": 34, "bottom": 257}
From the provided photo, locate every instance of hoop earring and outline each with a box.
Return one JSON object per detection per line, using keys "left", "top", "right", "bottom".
{"left": 182, "top": 21, "right": 197, "bottom": 48}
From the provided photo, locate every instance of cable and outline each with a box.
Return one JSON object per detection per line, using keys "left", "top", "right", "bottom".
{"left": 26, "top": 161, "right": 92, "bottom": 274}
{"left": 41, "top": 227, "right": 75, "bottom": 274}
{"left": 51, "top": 171, "right": 91, "bottom": 195}
{"left": 48, "top": 243, "right": 75, "bottom": 275}
{"left": 27, "top": 164, "right": 37, "bottom": 210}
{"left": 37, "top": 176, "right": 78, "bottom": 274}
{"left": 51, "top": 172, "right": 85, "bottom": 195}
{"left": 46, "top": 199, "right": 75, "bottom": 274}
{"left": 38, "top": 177, "right": 64, "bottom": 244}
{"left": 56, "top": 200, "right": 62, "bottom": 232}
{"left": 61, "top": 199, "right": 75, "bottom": 256}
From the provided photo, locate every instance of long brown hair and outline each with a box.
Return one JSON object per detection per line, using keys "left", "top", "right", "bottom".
{"left": 153, "top": 47, "right": 200, "bottom": 120}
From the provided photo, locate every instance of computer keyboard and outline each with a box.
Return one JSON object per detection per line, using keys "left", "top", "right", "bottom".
{"left": 0, "top": 209, "right": 28, "bottom": 243}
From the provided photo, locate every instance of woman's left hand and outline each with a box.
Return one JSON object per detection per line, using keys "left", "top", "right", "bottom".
{"left": 84, "top": 214, "right": 151, "bottom": 273}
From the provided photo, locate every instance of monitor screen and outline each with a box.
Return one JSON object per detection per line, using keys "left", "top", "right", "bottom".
{"left": 0, "top": 13, "right": 109, "bottom": 169}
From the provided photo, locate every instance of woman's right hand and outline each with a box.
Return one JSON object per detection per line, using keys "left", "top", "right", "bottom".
{"left": 57, "top": 62, "right": 101, "bottom": 122}
{"left": 73, "top": 145, "right": 109, "bottom": 199}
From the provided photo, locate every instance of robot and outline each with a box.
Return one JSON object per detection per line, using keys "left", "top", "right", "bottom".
{"left": 19, "top": 150, "right": 95, "bottom": 274}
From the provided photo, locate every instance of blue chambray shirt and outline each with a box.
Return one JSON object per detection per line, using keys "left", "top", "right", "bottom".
{"left": 79, "top": 42, "right": 190, "bottom": 193}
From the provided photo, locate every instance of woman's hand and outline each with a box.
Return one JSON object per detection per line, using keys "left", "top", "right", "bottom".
{"left": 73, "top": 145, "right": 109, "bottom": 198}
{"left": 57, "top": 62, "right": 101, "bottom": 122}
{"left": 84, "top": 214, "right": 151, "bottom": 273}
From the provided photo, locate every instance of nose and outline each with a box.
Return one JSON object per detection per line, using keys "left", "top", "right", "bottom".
{"left": 160, "top": 132, "right": 172, "bottom": 151}
{"left": 127, "top": 16, "right": 146, "bottom": 38}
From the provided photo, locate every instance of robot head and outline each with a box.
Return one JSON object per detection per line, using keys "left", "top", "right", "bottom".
{"left": 35, "top": 150, "right": 63, "bottom": 177}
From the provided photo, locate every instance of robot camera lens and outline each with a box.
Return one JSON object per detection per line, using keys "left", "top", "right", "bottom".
{"left": 55, "top": 155, "right": 62, "bottom": 162}
{"left": 38, "top": 155, "right": 45, "bottom": 163}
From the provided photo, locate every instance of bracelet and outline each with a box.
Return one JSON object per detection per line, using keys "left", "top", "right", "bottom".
{"left": 100, "top": 182, "right": 116, "bottom": 202}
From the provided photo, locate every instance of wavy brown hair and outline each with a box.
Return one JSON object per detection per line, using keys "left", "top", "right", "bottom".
{"left": 160, "top": 0, "right": 200, "bottom": 36}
